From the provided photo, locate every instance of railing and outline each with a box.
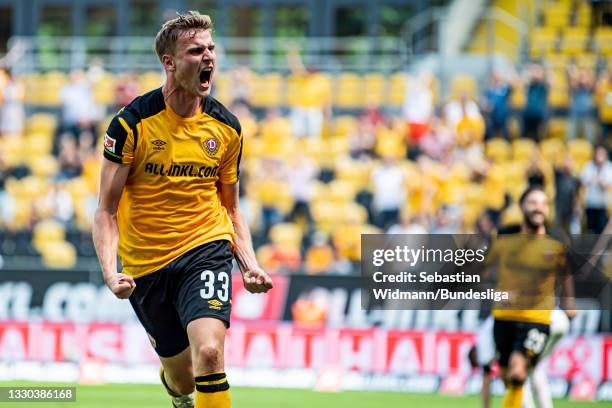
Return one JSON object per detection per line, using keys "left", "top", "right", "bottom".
{"left": 6, "top": 36, "right": 408, "bottom": 74}
{"left": 401, "top": 6, "right": 528, "bottom": 63}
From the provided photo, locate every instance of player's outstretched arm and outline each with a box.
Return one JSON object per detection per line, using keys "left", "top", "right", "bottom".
{"left": 219, "top": 181, "right": 273, "bottom": 294}
{"left": 93, "top": 159, "right": 135, "bottom": 299}
{"left": 560, "top": 269, "right": 577, "bottom": 320}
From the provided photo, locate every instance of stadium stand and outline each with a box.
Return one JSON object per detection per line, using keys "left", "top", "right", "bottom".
{"left": 0, "top": 0, "right": 610, "bottom": 274}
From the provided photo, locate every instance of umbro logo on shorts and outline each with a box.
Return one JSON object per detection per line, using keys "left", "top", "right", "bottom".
{"left": 208, "top": 299, "right": 223, "bottom": 310}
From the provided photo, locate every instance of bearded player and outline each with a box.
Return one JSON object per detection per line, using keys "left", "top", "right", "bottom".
{"left": 485, "top": 185, "right": 576, "bottom": 408}
{"left": 93, "top": 11, "right": 272, "bottom": 408}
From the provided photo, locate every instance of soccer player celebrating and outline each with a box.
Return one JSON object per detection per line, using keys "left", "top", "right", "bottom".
{"left": 93, "top": 11, "right": 273, "bottom": 408}
{"left": 485, "top": 185, "right": 575, "bottom": 408}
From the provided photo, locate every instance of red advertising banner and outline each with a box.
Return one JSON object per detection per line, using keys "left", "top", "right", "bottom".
{"left": 1, "top": 320, "right": 610, "bottom": 384}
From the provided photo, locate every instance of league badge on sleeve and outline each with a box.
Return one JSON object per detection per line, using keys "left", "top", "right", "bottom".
{"left": 104, "top": 134, "right": 117, "bottom": 153}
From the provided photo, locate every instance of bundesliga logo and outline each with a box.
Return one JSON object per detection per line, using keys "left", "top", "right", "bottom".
{"left": 202, "top": 137, "right": 220, "bottom": 157}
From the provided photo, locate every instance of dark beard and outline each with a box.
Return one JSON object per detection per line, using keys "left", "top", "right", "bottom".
{"left": 523, "top": 211, "right": 545, "bottom": 229}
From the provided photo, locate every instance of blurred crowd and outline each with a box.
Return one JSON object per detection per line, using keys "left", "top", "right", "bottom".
{"left": 0, "top": 59, "right": 611, "bottom": 273}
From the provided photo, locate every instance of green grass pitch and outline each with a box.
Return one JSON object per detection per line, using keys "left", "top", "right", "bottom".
{"left": 0, "top": 382, "right": 608, "bottom": 407}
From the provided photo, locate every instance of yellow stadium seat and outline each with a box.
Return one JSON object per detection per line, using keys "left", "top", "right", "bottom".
{"left": 530, "top": 27, "right": 559, "bottom": 57}
{"left": 327, "top": 179, "right": 357, "bottom": 204}
{"left": 92, "top": 73, "right": 117, "bottom": 105}
{"left": 568, "top": 138, "right": 593, "bottom": 170}
{"left": 546, "top": 117, "right": 568, "bottom": 139}
{"left": 40, "top": 241, "right": 77, "bottom": 269}
{"left": 363, "top": 73, "right": 386, "bottom": 106}
{"left": 549, "top": 88, "right": 569, "bottom": 109}
{"left": 575, "top": 54, "right": 598, "bottom": 70}
{"left": 23, "top": 133, "right": 53, "bottom": 158}
{"left": 545, "top": 54, "right": 570, "bottom": 70}
{"left": 27, "top": 155, "right": 58, "bottom": 178}
{"left": 510, "top": 85, "right": 526, "bottom": 109}
{"left": 25, "top": 113, "right": 57, "bottom": 137}
{"left": 330, "top": 116, "right": 358, "bottom": 139}
{"left": 450, "top": 74, "right": 477, "bottom": 99}
{"left": 388, "top": 73, "right": 407, "bottom": 107}
{"left": 575, "top": 2, "right": 591, "bottom": 27}
{"left": 269, "top": 222, "right": 303, "bottom": 250}
{"left": 250, "top": 73, "right": 284, "bottom": 108}
{"left": 540, "top": 137, "right": 566, "bottom": 164}
{"left": 213, "top": 72, "right": 233, "bottom": 105}
{"left": 594, "top": 28, "right": 612, "bottom": 56}
{"left": 485, "top": 138, "right": 511, "bottom": 163}
{"left": 512, "top": 138, "right": 537, "bottom": 162}
{"left": 139, "top": 71, "right": 164, "bottom": 93}
{"left": 561, "top": 28, "right": 589, "bottom": 56}
{"left": 543, "top": 5, "right": 570, "bottom": 29}
{"left": 32, "top": 219, "right": 66, "bottom": 252}
{"left": 334, "top": 73, "right": 362, "bottom": 108}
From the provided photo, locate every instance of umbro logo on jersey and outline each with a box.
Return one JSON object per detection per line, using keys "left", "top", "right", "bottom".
{"left": 208, "top": 299, "right": 223, "bottom": 310}
{"left": 151, "top": 139, "right": 167, "bottom": 151}
{"left": 202, "top": 137, "right": 220, "bottom": 157}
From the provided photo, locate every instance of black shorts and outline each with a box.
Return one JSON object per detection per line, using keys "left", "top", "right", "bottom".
{"left": 129, "top": 240, "right": 233, "bottom": 358}
{"left": 493, "top": 319, "right": 550, "bottom": 368}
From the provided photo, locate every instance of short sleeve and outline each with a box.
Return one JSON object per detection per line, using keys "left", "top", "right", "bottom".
{"left": 103, "top": 110, "right": 136, "bottom": 165}
{"left": 219, "top": 129, "right": 243, "bottom": 184}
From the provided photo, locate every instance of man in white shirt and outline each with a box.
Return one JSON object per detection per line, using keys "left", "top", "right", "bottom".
{"left": 581, "top": 145, "right": 612, "bottom": 233}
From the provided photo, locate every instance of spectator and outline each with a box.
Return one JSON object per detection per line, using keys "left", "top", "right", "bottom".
{"left": 60, "top": 69, "right": 100, "bottom": 137}
{"left": 37, "top": 184, "right": 74, "bottom": 224}
{"left": 388, "top": 212, "right": 429, "bottom": 234}
{"left": 444, "top": 93, "right": 482, "bottom": 133}
{"left": 349, "top": 115, "right": 376, "bottom": 158}
{"left": 581, "top": 145, "right": 612, "bottom": 233}
{"left": 522, "top": 64, "right": 549, "bottom": 141}
{"left": 482, "top": 70, "right": 513, "bottom": 140}
{"left": 287, "top": 46, "right": 331, "bottom": 139}
{"left": 526, "top": 153, "right": 546, "bottom": 187}
{"left": 56, "top": 134, "right": 83, "bottom": 181}
{"left": 371, "top": 156, "right": 405, "bottom": 230}
{"left": 231, "top": 66, "right": 253, "bottom": 107}
{"left": 0, "top": 151, "right": 16, "bottom": 227}
{"left": 291, "top": 289, "right": 327, "bottom": 326}
{"left": 286, "top": 152, "right": 318, "bottom": 230}
{"left": 595, "top": 68, "right": 612, "bottom": 143}
{"left": 432, "top": 205, "right": 461, "bottom": 233}
{"left": 304, "top": 232, "right": 335, "bottom": 275}
{"left": 554, "top": 155, "right": 581, "bottom": 233}
{"left": 402, "top": 71, "right": 434, "bottom": 145}
{"left": 256, "top": 241, "right": 301, "bottom": 274}
{"left": 567, "top": 65, "right": 596, "bottom": 142}
{"left": 0, "top": 69, "right": 25, "bottom": 137}
{"left": 114, "top": 71, "right": 140, "bottom": 111}
{"left": 419, "top": 116, "right": 453, "bottom": 161}
{"left": 454, "top": 95, "right": 486, "bottom": 148}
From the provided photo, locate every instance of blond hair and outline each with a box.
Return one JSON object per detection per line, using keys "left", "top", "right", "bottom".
{"left": 154, "top": 11, "right": 213, "bottom": 61}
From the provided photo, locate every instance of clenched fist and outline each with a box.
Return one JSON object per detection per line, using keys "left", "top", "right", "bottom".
{"left": 242, "top": 268, "right": 273, "bottom": 294}
{"left": 105, "top": 273, "right": 136, "bottom": 299}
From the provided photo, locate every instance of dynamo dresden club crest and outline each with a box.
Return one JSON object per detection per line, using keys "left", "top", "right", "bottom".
{"left": 202, "top": 137, "right": 220, "bottom": 157}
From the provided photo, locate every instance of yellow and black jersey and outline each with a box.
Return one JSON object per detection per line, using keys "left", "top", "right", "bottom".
{"left": 485, "top": 233, "right": 568, "bottom": 325}
{"left": 103, "top": 88, "right": 242, "bottom": 278}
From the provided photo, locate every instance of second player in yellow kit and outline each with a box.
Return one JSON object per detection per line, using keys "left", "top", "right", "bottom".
{"left": 485, "top": 185, "right": 575, "bottom": 408}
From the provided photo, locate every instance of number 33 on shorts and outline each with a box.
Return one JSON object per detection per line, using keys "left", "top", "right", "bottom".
{"left": 200, "top": 270, "right": 230, "bottom": 308}
{"left": 524, "top": 328, "right": 548, "bottom": 355}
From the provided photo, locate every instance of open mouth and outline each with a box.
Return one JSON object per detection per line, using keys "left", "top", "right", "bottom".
{"left": 199, "top": 68, "right": 213, "bottom": 86}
